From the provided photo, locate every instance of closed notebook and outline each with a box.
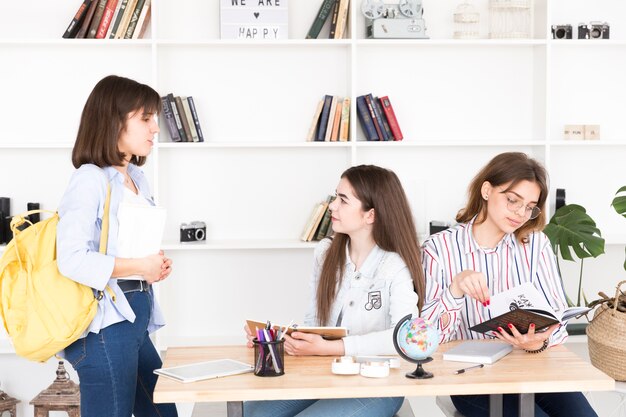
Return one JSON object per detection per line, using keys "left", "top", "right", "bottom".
{"left": 443, "top": 341, "right": 512, "bottom": 365}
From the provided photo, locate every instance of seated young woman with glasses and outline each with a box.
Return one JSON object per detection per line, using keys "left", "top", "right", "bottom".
{"left": 420, "top": 152, "right": 597, "bottom": 417}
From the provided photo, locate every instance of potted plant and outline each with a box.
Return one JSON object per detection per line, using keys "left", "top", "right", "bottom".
{"left": 611, "top": 186, "right": 626, "bottom": 270}
{"left": 543, "top": 203, "right": 605, "bottom": 335}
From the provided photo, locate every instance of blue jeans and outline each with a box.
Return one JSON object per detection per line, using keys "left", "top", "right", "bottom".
{"left": 65, "top": 290, "right": 178, "bottom": 417}
{"left": 451, "top": 392, "right": 597, "bottom": 417}
{"left": 244, "top": 397, "right": 404, "bottom": 417}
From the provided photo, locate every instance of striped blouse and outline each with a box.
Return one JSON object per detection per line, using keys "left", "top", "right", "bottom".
{"left": 421, "top": 219, "right": 568, "bottom": 346}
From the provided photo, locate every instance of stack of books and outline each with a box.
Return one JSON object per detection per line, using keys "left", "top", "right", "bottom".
{"left": 160, "top": 94, "right": 205, "bottom": 143}
{"left": 301, "top": 196, "right": 335, "bottom": 242}
{"left": 356, "top": 94, "right": 403, "bottom": 141}
{"left": 62, "top": 0, "right": 151, "bottom": 39}
{"left": 306, "top": 0, "right": 350, "bottom": 39}
{"left": 307, "top": 95, "right": 350, "bottom": 142}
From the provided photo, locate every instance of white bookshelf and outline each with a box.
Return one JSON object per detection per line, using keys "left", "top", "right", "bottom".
{"left": 0, "top": 0, "right": 625, "bottom": 357}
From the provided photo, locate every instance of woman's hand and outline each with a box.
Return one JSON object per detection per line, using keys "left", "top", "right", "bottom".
{"left": 283, "top": 332, "right": 344, "bottom": 356}
{"left": 449, "top": 270, "right": 490, "bottom": 305}
{"left": 244, "top": 323, "right": 255, "bottom": 348}
{"left": 493, "top": 322, "right": 559, "bottom": 351}
{"left": 158, "top": 250, "right": 172, "bottom": 281}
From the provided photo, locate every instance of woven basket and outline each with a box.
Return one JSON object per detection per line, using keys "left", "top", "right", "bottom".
{"left": 587, "top": 280, "right": 626, "bottom": 381}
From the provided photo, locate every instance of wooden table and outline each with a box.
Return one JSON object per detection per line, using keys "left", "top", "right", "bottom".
{"left": 154, "top": 342, "right": 614, "bottom": 417}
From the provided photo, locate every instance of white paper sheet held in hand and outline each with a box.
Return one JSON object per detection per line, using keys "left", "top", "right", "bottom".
{"left": 116, "top": 203, "right": 167, "bottom": 280}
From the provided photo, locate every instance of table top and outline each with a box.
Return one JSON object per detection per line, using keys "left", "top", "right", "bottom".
{"left": 154, "top": 341, "right": 615, "bottom": 404}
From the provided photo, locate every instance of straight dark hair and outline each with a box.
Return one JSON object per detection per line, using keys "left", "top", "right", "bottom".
{"left": 456, "top": 152, "right": 549, "bottom": 242}
{"left": 316, "top": 165, "right": 425, "bottom": 326}
{"left": 72, "top": 75, "right": 161, "bottom": 169}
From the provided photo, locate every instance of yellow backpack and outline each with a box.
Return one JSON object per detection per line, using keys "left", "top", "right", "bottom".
{"left": 0, "top": 185, "right": 112, "bottom": 362}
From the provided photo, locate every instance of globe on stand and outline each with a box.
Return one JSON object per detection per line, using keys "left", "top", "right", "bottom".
{"left": 392, "top": 314, "right": 440, "bottom": 379}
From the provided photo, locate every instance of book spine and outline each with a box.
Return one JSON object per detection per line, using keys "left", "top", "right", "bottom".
{"left": 181, "top": 97, "right": 199, "bottom": 142}
{"left": 86, "top": 0, "right": 108, "bottom": 39}
{"left": 316, "top": 95, "right": 333, "bottom": 141}
{"left": 334, "top": 0, "right": 350, "bottom": 39}
{"left": 108, "top": 0, "right": 128, "bottom": 38}
{"left": 174, "top": 96, "right": 193, "bottom": 142}
{"left": 379, "top": 96, "right": 403, "bottom": 140}
{"left": 76, "top": 0, "right": 99, "bottom": 39}
{"left": 132, "top": 0, "right": 151, "bottom": 39}
{"left": 104, "top": 0, "right": 123, "bottom": 38}
{"left": 306, "top": 0, "right": 336, "bottom": 39}
{"left": 167, "top": 93, "right": 187, "bottom": 142}
{"left": 124, "top": 0, "right": 145, "bottom": 39}
{"left": 96, "top": 0, "right": 119, "bottom": 39}
{"left": 314, "top": 196, "right": 335, "bottom": 240}
{"left": 186, "top": 96, "right": 204, "bottom": 142}
{"left": 328, "top": 0, "right": 340, "bottom": 39}
{"left": 115, "top": 0, "right": 138, "bottom": 39}
{"left": 329, "top": 96, "right": 343, "bottom": 141}
{"left": 62, "top": 0, "right": 92, "bottom": 38}
{"left": 306, "top": 99, "right": 325, "bottom": 142}
{"left": 338, "top": 98, "right": 350, "bottom": 141}
{"left": 373, "top": 97, "right": 393, "bottom": 141}
{"left": 356, "top": 95, "right": 378, "bottom": 141}
{"left": 364, "top": 94, "right": 384, "bottom": 141}
{"left": 160, "top": 96, "right": 181, "bottom": 142}
{"left": 324, "top": 96, "right": 338, "bottom": 142}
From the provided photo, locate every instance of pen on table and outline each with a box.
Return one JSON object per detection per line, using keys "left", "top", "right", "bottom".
{"left": 454, "top": 364, "right": 484, "bottom": 375}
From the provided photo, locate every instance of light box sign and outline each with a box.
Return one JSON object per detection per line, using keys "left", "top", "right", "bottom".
{"left": 220, "top": 0, "right": 289, "bottom": 40}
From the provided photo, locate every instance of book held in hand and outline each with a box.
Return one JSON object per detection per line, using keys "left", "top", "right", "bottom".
{"left": 246, "top": 319, "right": 347, "bottom": 340}
{"left": 469, "top": 283, "right": 590, "bottom": 335}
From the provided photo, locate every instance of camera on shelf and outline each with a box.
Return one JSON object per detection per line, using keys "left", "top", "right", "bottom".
{"left": 180, "top": 221, "right": 206, "bottom": 243}
{"left": 578, "top": 21, "right": 609, "bottom": 39}
{"left": 362, "top": 0, "right": 429, "bottom": 39}
{"left": 551, "top": 24, "right": 572, "bottom": 39}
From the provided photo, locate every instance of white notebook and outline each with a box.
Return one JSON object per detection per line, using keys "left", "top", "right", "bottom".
{"left": 443, "top": 341, "right": 513, "bottom": 365}
{"left": 154, "top": 359, "right": 254, "bottom": 383}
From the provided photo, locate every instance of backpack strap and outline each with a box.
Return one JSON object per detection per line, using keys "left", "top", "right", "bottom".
{"left": 96, "top": 183, "right": 116, "bottom": 302}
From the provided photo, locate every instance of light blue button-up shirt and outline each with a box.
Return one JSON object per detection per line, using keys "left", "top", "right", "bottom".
{"left": 56, "top": 163, "right": 165, "bottom": 339}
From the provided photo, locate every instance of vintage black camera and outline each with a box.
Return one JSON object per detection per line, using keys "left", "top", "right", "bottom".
{"left": 551, "top": 24, "right": 572, "bottom": 39}
{"left": 579, "top": 22, "right": 609, "bottom": 39}
{"left": 180, "top": 221, "right": 206, "bottom": 242}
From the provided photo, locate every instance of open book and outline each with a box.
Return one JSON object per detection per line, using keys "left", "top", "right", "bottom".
{"left": 469, "top": 283, "right": 590, "bottom": 335}
{"left": 246, "top": 319, "right": 347, "bottom": 340}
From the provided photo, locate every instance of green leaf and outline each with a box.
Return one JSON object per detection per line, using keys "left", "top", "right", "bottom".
{"left": 611, "top": 186, "right": 626, "bottom": 219}
{"left": 544, "top": 204, "right": 605, "bottom": 262}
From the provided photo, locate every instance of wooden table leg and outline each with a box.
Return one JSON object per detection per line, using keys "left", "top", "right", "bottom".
{"left": 227, "top": 401, "right": 244, "bottom": 417}
{"left": 489, "top": 394, "right": 503, "bottom": 417}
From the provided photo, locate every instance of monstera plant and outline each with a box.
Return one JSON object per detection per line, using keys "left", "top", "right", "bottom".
{"left": 612, "top": 186, "right": 626, "bottom": 271}
{"left": 544, "top": 204, "right": 605, "bottom": 307}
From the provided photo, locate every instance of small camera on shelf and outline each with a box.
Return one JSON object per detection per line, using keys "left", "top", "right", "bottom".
{"left": 362, "top": 0, "right": 429, "bottom": 39}
{"left": 578, "top": 22, "right": 609, "bottom": 39}
{"left": 551, "top": 24, "right": 572, "bottom": 39}
{"left": 180, "top": 221, "right": 206, "bottom": 243}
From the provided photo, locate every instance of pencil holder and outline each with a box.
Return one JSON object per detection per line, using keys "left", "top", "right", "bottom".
{"left": 253, "top": 338, "right": 285, "bottom": 377}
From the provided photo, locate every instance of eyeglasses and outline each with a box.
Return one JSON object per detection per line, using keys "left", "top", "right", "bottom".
{"left": 501, "top": 192, "right": 541, "bottom": 220}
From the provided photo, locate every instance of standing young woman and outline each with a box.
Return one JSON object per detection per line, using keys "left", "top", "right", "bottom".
{"left": 57, "top": 75, "right": 177, "bottom": 417}
{"left": 421, "top": 152, "right": 596, "bottom": 417}
{"left": 244, "top": 164, "right": 424, "bottom": 417}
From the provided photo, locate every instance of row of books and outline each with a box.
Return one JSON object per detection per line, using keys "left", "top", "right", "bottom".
{"left": 63, "top": 0, "right": 151, "bottom": 39}
{"left": 161, "top": 94, "right": 205, "bottom": 143}
{"left": 307, "top": 95, "right": 351, "bottom": 142}
{"left": 356, "top": 94, "right": 404, "bottom": 141}
{"left": 301, "top": 196, "right": 335, "bottom": 242}
{"left": 306, "top": 0, "right": 350, "bottom": 39}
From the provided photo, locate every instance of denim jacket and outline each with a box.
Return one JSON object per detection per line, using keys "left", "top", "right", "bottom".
{"left": 57, "top": 164, "right": 166, "bottom": 339}
{"left": 304, "top": 239, "right": 419, "bottom": 356}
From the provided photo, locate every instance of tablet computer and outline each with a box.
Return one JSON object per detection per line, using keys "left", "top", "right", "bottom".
{"left": 154, "top": 359, "right": 254, "bottom": 383}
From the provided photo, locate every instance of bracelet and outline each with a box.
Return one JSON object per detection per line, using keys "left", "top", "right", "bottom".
{"left": 524, "top": 339, "right": 549, "bottom": 354}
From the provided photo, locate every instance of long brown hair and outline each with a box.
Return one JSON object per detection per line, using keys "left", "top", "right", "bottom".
{"left": 316, "top": 165, "right": 425, "bottom": 326}
{"left": 72, "top": 75, "right": 161, "bottom": 169}
{"left": 456, "top": 152, "right": 548, "bottom": 242}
